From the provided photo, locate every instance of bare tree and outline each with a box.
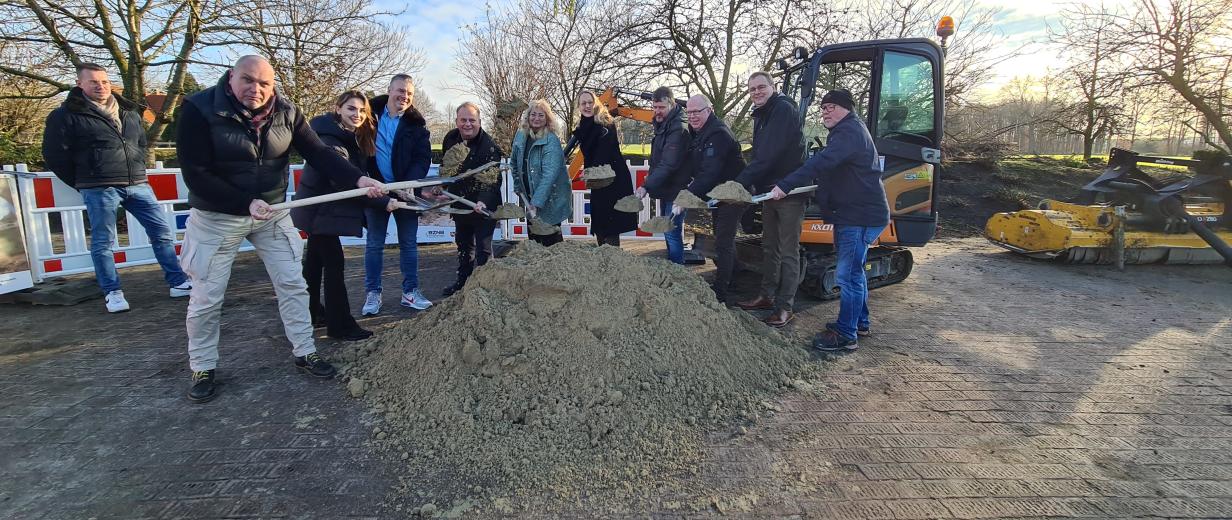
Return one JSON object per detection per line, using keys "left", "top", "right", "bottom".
{"left": 1089, "top": 0, "right": 1232, "bottom": 152}
{"left": 235, "top": 0, "right": 424, "bottom": 117}
{"left": 1045, "top": 2, "right": 1130, "bottom": 160}
{"left": 0, "top": 0, "right": 239, "bottom": 149}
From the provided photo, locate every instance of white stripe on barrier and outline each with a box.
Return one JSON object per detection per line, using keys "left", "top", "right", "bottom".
{"left": 6, "top": 158, "right": 665, "bottom": 283}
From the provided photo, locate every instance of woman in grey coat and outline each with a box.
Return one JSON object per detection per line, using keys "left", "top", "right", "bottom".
{"left": 510, "top": 99, "right": 572, "bottom": 246}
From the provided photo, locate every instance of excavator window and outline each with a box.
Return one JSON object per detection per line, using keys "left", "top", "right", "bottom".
{"left": 802, "top": 60, "right": 873, "bottom": 153}
{"left": 876, "top": 51, "right": 936, "bottom": 147}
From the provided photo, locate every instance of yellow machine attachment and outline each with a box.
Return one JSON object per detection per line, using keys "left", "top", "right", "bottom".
{"left": 985, "top": 148, "right": 1232, "bottom": 266}
{"left": 986, "top": 200, "right": 1231, "bottom": 264}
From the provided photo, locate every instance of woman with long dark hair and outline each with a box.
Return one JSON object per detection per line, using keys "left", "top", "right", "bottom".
{"left": 292, "top": 90, "right": 395, "bottom": 341}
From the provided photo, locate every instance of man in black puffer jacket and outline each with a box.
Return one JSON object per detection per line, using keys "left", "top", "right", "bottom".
{"left": 175, "top": 56, "right": 385, "bottom": 403}
{"left": 638, "top": 87, "right": 692, "bottom": 264}
{"left": 42, "top": 63, "right": 191, "bottom": 313}
{"left": 439, "top": 102, "right": 504, "bottom": 296}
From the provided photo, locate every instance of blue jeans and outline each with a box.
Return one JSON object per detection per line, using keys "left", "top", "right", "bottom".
{"left": 657, "top": 199, "right": 686, "bottom": 264}
{"left": 80, "top": 184, "right": 188, "bottom": 294}
{"left": 363, "top": 208, "right": 419, "bottom": 293}
{"left": 833, "top": 224, "right": 884, "bottom": 339}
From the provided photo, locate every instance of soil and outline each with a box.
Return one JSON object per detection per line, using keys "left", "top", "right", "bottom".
{"left": 338, "top": 241, "right": 810, "bottom": 513}
{"left": 706, "top": 181, "right": 752, "bottom": 203}
{"left": 527, "top": 218, "right": 559, "bottom": 235}
{"left": 440, "top": 143, "right": 469, "bottom": 177}
{"left": 491, "top": 203, "right": 525, "bottom": 220}
{"left": 936, "top": 158, "right": 1099, "bottom": 237}
{"left": 613, "top": 195, "right": 644, "bottom": 213}
{"left": 639, "top": 216, "right": 674, "bottom": 234}
{"left": 582, "top": 165, "right": 615, "bottom": 189}
{"left": 673, "top": 189, "right": 708, "bottom": 210}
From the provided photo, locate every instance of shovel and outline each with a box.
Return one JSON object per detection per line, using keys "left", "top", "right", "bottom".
{"left": 440, "top": 191, "right": 526, "bottom": 220}
{"left": 705, "top": 185, "right": 818, "bottom": 208}
{"left": 270, "top": 160, "right": 501, "bottom": 211}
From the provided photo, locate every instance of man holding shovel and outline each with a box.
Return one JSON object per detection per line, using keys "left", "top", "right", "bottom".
{"left": 439, "top": 102, "right": 504, "bottom": 297}
{"left": 176, "top": 56, "right": 385, "bottom": 402}
{"left": 769, "top": 89, "right": 887, "bottom": 352}
{"left": 733, "top": 71, "right": 806, "bottom": 328}
{"left": 682, "top": 95, "right": 745, "bottom": 303}
{"left": 636, "top": 87, "right": 692, "bottom": 264}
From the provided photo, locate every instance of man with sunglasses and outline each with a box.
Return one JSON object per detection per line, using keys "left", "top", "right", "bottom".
{"left": 769, "top": 89, "right": 887, "bottom": 353}
{"left": 733, "top": 71, "right": 806, "bottom": 328}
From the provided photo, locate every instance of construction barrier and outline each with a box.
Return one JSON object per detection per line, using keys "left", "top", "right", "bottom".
{"left": 5, "top": 158, "right": 661, "bottom": 283}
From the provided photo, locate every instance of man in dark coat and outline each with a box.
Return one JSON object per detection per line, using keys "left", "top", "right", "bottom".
{"left": 175, "top": 55, "right": 385, "bottom": 403}
{"left": 439, "top": 102, "right": 504, "bottom": 296}
{"left": 734, "top": 71, "right": 807, "bottom": 328}
{"left": 770, "top": 89, "right": 888, "bottom": 352}
{"left": 638, "top": 86, "right": 691, "bottom": 264}
{"left": 42, "top": 63, "right": 191, "bottom": 313}
{"left": 362, "top": 74, "right": 434, "bottom": 315}
{"left": 683, "top": 94, "right": 745, "bottom": 303}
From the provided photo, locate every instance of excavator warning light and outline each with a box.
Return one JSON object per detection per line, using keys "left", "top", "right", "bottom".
{"left": 936, "top": 16, "right": 956, "bottom": 38}
{"left": 792, "top": 46, "right": 808, "bottom": 60}
{"left": 776, "top": 58, "right": 789, "bottom": 71}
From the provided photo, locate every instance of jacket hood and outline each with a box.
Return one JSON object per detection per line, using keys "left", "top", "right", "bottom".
{"left": 369, "top": 95, "right": 427, "bottom": 127}
{"left": 64, "top": 87, "right": 140, "bottom": 113}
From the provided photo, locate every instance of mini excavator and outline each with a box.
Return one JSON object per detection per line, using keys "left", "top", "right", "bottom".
{"left": 985, "top": 148, "right": 1232, "bottom": 267}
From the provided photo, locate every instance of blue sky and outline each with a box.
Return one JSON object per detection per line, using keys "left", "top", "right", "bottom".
{"left": 386, "top": 0, "right": 1102, "bottom": 111}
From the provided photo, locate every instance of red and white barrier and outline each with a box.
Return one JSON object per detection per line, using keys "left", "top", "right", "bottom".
{"left": 6, "top": 158, "right": 659, "bottom": 283}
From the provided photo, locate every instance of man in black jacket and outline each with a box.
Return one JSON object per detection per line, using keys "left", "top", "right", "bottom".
{"left": 42, "top": 63, "right": 191, "bottom": 313}
{"left": 439, "top": 102, "right": 503, "bottom": 296}
{"left": 683, "top": 95, "right": 745, "bottom": 303}
{"left": 175, "top": 56, "right": 385, "bottom": 403}
{"left": 362, "top": 74, "right": 434, "bottom": 315}
{"left": 733, "top": 71, "right": 807, "bottom": 328}
{"left": 637, "top": 87, "right": 691, "bottom": 264}
{"left": 771, "top": 89, "right": 888, "bottom": 353}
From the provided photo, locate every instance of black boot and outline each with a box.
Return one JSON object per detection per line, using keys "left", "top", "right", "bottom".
{"left": 442, "top": 278, "right": 467, "bottom": 297}
{"left": 188, "top": 369, "right": 217, "bottom": 403}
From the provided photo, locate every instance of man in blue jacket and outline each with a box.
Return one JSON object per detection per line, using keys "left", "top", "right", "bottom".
{"left": 769, "top": 89, "right": 888, "bottom": 352}
{"left": 362, "top": 74, "right": 433, "bottom": 315}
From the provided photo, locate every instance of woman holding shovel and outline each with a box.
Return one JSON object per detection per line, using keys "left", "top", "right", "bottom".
{"left": 291, "top": 91, "right": 393, "bottom": 341}
{"left": 571, "top": 90, "right": 636, "bottom": 246}
{"left": 511, "top": 99, "right": 571, "bottom": 246}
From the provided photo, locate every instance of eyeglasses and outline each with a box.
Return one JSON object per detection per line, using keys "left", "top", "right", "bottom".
{"left": 820, "top": 104, "right": 839, "bottom": 113}
{"left": 685, "top": 107, "right": 711, "bottom": 117}
{"left": 747, "top": 84, "right": 771, "bottom": 93}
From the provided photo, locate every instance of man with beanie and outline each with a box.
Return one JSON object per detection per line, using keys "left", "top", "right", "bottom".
{"left": 769, "top": 88, "right": 888, "bottom": 353}
{"left": 733, "top": 71, "right": 806, "bottom": 328}
{"left": 175, "top": 55, "right": 386, "bottom": 402}
{"left": 637, "top": 86, "right": 691, "bottom": 264}
{"left": 42, "top": 63, "right": 192, "bottom": 313}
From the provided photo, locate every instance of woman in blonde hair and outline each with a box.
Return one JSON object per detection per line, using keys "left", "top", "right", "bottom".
{"left": 570, "top": 89, "right": 636, "bottom": 246}
{"left": 511, "top": 99, "right": 572, "bottom": 246}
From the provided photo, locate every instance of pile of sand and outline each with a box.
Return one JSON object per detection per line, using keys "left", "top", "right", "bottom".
{"left": 673, "top": 189, "right": 709, "bottom": 209}
{"left": 613, "top": 194, "right": 643, "bottom": 213}
{"left": 581, "top": 164, "right": 616, "bottom": 188}
{"left": 341, "top": 241, "right": 808, "bottom": 509}
{"left": 707, "top": 181, "right": 753, "bottom": 203}
{"left": 440, "top": 143, "right": 469, "bottom": 177}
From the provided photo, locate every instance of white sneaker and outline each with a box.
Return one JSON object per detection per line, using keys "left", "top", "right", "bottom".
{"left": 400, "top": 288, "right": 432, "bottom": 310}
{"left": 105, "top": 290, "right": 130, "bottom": 313}
{"left": 361, "top": 291, "right": 382, "bottom": 316}
{"left": 169, "top": 281, "right": 192, "bottom": 298}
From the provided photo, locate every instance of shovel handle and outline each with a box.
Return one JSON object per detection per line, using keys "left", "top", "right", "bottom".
{"left": 269, "top": 161, "right": 501, "bottom": 211}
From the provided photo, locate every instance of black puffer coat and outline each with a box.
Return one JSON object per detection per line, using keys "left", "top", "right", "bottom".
{"left": 42, "top": 88, "right": 148, "bottom": 189}
{"left": 290, "top": 114, "right": 383, "bottom": 236}
{"left": 572, "top": 115, "right": 637, "bottom": 236}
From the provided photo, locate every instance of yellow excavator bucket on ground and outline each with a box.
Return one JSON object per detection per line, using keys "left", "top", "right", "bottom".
{"left": 984, "top": 148, "right": 1232, "bottom": 266}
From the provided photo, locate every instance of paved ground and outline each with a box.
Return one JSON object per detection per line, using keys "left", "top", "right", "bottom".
{"left": 1, "top": 238, "right": 1230, "bottom": 519}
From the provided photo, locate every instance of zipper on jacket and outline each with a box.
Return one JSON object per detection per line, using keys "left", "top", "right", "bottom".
{"left": 83, "top": 109, "right": 139, "bottom": 182}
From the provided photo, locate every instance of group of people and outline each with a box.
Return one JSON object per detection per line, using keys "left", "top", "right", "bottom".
{"left": 42, "top": 55, "right": 889, "bottom": 403}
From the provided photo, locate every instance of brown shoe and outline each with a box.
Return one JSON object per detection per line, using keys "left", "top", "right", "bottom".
{"left": 737, "top": 295, "right": 775, "bottom": 310}
{"left": 763, "top": 309, "right": 794, "bottom": 328}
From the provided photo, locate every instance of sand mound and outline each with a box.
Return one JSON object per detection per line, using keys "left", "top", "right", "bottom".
{"left": 582, "top": 164, "right": 616, "bottom": 189}
{"left": 707, "top": 181, "right": 753, "bottom": 203}
{"left": 639, "top": 216, "right": 675, "bottom": 234}
{"left": 673, "top": 189, "right": 708, "bottom": 209}
{"left": 343, "top": 241, "right": 807, "bottom": 507}
{"left": 613, "top": 194, "right": 643, "bottom": 213}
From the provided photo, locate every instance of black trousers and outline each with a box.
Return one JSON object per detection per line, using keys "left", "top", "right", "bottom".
{"left": 304, "top": 234, "right": 360, "bottom": 335}
{"left": 595, "top": 233, "right": 621, "bottom": 246}
{"left": 454, "top": 214, "right": 496, "bottom": 282}
{"left": 531, "top": 231, "right": 563, "bottom": 246}
{"left": 711, "top": 203, "right": 745, "bottom": 302}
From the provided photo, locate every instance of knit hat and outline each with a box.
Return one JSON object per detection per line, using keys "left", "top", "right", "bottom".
{"left": 820, "top": 89, "right": 855, "bottom": 112}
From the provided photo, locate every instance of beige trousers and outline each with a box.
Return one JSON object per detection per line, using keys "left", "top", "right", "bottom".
{"left": 182, "top": 208, "right": 314, "bottom": 371}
